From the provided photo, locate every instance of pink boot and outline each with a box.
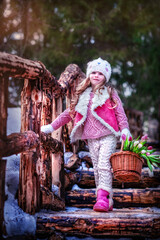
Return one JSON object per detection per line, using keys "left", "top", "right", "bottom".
{"left": 93, "top": 189, "right": 113, "bottom": 212}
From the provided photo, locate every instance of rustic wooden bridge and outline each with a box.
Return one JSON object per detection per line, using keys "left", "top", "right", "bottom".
{"left": 0, "top": 52, "right": 160, "bottom": 239}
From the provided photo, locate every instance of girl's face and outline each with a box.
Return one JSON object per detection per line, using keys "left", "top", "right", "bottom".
{"left": 89, "top": 71, "right": 105, "bottom": 89}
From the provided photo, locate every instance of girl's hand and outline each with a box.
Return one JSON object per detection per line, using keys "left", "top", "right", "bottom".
{"left": 120, "top": 128, "right": 132, "bottom": 141}
{"left": 41, "top": 124, "right": 54, "bottom": 134}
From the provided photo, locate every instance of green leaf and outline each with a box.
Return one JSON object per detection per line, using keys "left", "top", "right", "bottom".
{"left": 142, "top": 154, "right": 153, "bottom": 171}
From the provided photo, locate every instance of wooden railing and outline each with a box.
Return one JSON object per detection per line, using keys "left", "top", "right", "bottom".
{"left": 0, "top": 51, "right": 144, "bottom": 236}
{"left": 0, "top": 52, "right": 85, "bottom": 236}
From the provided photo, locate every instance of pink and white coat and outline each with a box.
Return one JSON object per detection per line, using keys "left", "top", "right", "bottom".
{"left": 70, "top": 86, "right": 127, "bottom": 142}
{"left": 51, "top": 86, "right": 129, "bottom": 143}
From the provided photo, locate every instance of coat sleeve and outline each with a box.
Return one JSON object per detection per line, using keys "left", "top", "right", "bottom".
{"left": 51, "top": 108, "right": 72, "bottom": 130}
{"left": 112, "top": 90, "right": 129, "bottom": 132}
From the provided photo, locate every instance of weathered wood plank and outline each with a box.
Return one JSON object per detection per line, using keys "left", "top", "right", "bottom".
{"left": 65, "top": 188, "right": 160, "bottom": 208}
{"left": 36, "top": 208, "right": 160, "bottom": 238}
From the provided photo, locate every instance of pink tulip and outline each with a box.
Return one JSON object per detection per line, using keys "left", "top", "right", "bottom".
{"left": 122, "top": 134, "right": 126, "bottom": 141}
{"left": 129, "top": 136, "right": 132, "bottom": 141}
{"left": 147, "top": 146, "right": 153, "bottom": 150}
{"left": 141, "top": 134, "right": 148, "bottom": 141}
{"left": 146, "top": 152, "right": 150, "bottom": 156}
{"left": 141, "top": 136, "right": 145, "bottom": 141}
{"left": 144, "top": 134, "right": 148, "bottom": 140}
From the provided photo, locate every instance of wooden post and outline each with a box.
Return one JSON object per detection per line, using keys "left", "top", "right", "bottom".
{"left": 51, "top": 97, "right": 65, "bottom": 200}
{"left": 0, "top": 74, "right": 8, "bottom": 139}
{"left": 58, "top": 64, "right": 85, "bottom": 153}
{"left": 0, "top": 73, "right": 8, "bottom": 236}
{"left": 19, "top": 79, "right": 42, "bottom": 214}
{"left": 0, "top": 160, "right": 6, "bottom": 237}
{"left": 38, "top": 90, "right": 52, "bottom": 190}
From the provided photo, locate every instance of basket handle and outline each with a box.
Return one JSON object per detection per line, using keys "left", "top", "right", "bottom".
{"left": 120, "top": 140, "right": 124, "bottom": 152}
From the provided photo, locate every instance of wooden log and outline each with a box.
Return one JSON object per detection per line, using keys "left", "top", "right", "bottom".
{"left": 51, "top": 97, "right": 63, "bottom": 142}
{"left": 19, "top": 79, "right": 42, "bottom": 214}
{"left": 18, "top": 151, "right": 41, "bottom": 214}
{"left": 39, "top": 90, "right": 55, "bottom": 190}
{"left": 0, "top": 74, "right": 8, "bottom": 139}
{"left": 41, "top": 132, "right": 63, "bottom": 153}
{"left": 0, "top": 52, "right": 65, "bottom": 98}
{"left": 0, "top": 73, "right": 8, "bottom": 236}
{"left": 36, "top": 208, "right": 160, "bottom": 238}
{"left": 40, "top": 186, "right": 65, "bottom": 211}
{"left": 59, "top": 64, "right": 85, "bottom": 152}
{"left": 51, "top": 96, "right": 65, "bottom": 200}
{"left": 0, "top": 159, "right": 6, "bottom": 238}
{"left": 0, "top": 131, "right": 63, "bottom": 158}
{"left": 65, "top": 188, "right": 160, "bottom": 208}
{"left": 52, "top": 153, "right": 65, "bottom": 200}
{"left": 58, "top": 63, "right": 85, "bottom": 89}
{"left": 74, "top": 169, "right": 160, "bottom": 189}
{"left": 0, "top": 131, "right": 39, "bottom": 157}
{"left": 64, "top": 170, "right": 80, "bottom": 191}
{"left": 19, "top": 78, "right": 64, "bottom": 212}
{"left": 64, "top": 154, "right": 81, "bottom": 170}
{"left": 0, "top": 52, "right": 50, "bottom": 80}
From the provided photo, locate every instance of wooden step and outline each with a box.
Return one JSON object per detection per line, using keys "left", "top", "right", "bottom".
{"left": 36, "top": 207, "right": 160, "bottom": 238}
{"left": 69, "top": 168, "right": 160, "bottom": 190}
{"left": 65, "top": 188, "right": 160, "bottom": 208}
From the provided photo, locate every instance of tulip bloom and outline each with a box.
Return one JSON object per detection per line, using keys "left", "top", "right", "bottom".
{"left": 138, "top": 143, "right": 143, "bottom": 148}
{"left": 122, "top": 134, "right": 126, "bottom": 141}
{"left": 141, "top": 150, "right": 146, "bottom": 154}
{"left": 141, "top": 134, "right": 148, "bottom": 141}
{"left": 133, "top": 141, "right": 139, "bottom": 146}
{"left": 129, "top": 136, "right": 132, "bottom": 141}
{"left": 147, "top": 146, "right": 153, "bottom": 150}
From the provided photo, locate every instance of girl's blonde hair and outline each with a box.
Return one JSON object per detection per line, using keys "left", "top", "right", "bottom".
{"left": 69, "top": 77, "right": 117, "bottom": 117}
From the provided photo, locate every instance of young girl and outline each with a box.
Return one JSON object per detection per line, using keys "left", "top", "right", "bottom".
{"left": 41, "top": 57, "right": 131, "bottom": 212}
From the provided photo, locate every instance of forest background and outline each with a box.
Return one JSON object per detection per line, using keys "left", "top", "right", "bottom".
{"left": 0, "top": 0, "right": 160, "bottom": 137}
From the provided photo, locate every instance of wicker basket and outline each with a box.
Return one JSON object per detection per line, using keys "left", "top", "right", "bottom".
{"left": 110, "top": 151, "right": 144, "bottom": 182}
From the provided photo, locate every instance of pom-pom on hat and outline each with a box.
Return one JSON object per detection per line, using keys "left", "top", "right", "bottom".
{"left": 86, "top": 57, "right": 111, "bottom": 82}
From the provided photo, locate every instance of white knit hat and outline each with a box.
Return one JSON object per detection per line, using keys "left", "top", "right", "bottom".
{"left": 86, "top": 57, "right": 111, "bottom": 82}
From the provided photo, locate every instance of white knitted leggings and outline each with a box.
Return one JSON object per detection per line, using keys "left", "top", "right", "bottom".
{"left": 88, "top": 135, "right": 117, "bottom": 195}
